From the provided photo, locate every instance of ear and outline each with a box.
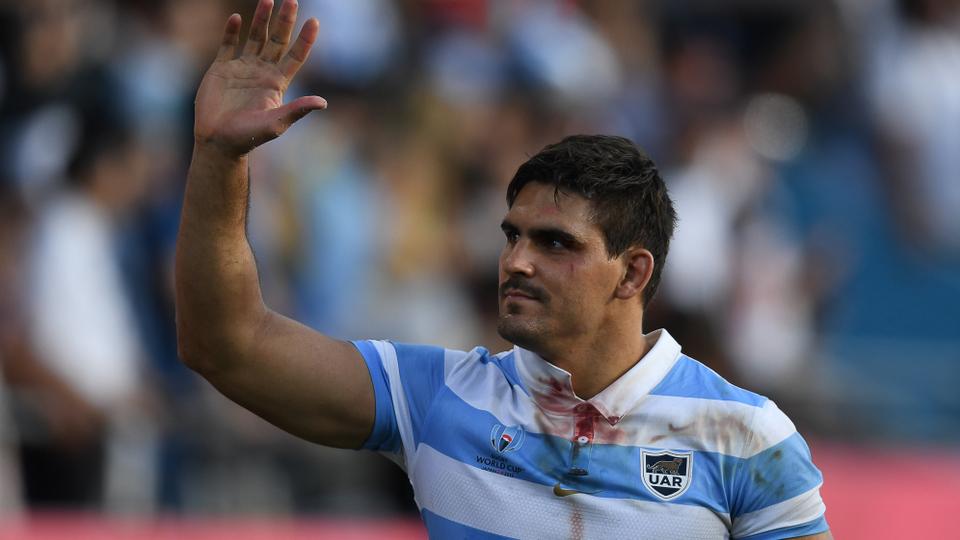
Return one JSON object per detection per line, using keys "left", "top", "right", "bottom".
{"left": 615, "top": 247, "right": 654, "bottom": 301}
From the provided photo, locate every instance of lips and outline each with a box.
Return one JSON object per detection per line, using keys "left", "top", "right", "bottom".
{"left": 503, "top": 289, "right": 537, "bottom": 301}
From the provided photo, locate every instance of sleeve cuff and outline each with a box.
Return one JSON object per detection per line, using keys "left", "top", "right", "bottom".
{"left": 351, "top": 340, "right": 398, "bottom": 452}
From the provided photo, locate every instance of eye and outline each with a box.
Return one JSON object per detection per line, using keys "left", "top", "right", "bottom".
{"left": 504, "top": 230, "right": 519, "bottom": 244}
{"left": 540, "top": 236, "right": 571, "bottom": 251}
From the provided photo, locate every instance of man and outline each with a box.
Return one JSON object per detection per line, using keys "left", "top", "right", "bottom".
{"left": 175, "top": 1, "right": 831, "bottom": 537}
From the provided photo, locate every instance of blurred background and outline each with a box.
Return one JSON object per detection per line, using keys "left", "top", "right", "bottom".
{"left": 0, "top": 0, "right": 958, "bottom": 538}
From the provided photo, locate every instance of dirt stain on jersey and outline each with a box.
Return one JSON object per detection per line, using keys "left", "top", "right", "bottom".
{"left": 749, "top": 446, "right": 789, "bottom": 501}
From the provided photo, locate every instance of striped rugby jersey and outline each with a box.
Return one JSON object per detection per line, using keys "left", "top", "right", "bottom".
{"left": 353, "top": 329, "right": 828, "bottom": 539}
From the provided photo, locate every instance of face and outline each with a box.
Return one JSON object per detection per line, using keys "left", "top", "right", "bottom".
{"left": 497, "top": 182, "right": 626, "bottom": 355}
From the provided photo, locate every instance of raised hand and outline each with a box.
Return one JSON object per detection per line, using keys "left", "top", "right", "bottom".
{"left": 194, "top": 0, "right": 326, "bottom": 157}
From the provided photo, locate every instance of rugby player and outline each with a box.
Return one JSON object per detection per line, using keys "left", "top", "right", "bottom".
{"left": 175, "top": 1, "right": 831, "bottom": 537}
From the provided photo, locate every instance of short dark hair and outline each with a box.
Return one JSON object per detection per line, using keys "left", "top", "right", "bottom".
{"left": 506, "top": 134, "right": 677, "bottom": 306}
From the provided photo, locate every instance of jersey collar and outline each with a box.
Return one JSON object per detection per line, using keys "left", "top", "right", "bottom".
{"left": 514, "top": 329, "right": 682, "bottom": 424}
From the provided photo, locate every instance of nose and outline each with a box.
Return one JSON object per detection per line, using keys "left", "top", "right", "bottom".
{"left": 501, "top": 238, "right": 535, "bottom": 277}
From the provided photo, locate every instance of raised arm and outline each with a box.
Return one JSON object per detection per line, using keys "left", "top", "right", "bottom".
{"left": 175, "top": 0, "right": 375, "bottom": 449}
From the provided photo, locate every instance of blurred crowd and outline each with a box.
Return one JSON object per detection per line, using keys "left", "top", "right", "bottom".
{"left": 1, "top": 0, "right": 958, "bottom": 518}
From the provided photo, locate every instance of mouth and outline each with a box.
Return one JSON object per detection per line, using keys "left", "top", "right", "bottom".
{"left": 502, "top": 289, "right": 539, "bottom": 302}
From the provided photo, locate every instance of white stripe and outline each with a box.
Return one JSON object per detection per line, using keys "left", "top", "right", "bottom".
{"left": 445, "top": 358, "right": 796, "bottom": 458}
{"left": 731, "top": 484, "right": 825, "bottom": 538}
{"left": 746, "top": 400, "right": 798, "bottom": 456}
{"left": 414, "top": 444, "right": 730, "bottom": 539}
{"left": 606, "top": 396, "right": 795, "bottom": 457}
{"left": 372, "top": 341, "right": 415, "bottom": 473}
{"left": 445, "top": 349, "right": 540, "bottom": 426}
{"left": 443, "top": 347, "right": 472, "bottom": 380}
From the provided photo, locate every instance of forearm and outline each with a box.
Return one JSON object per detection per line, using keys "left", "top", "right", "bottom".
{"left": 175, "top": 144, "right": 266, "bottom": 372}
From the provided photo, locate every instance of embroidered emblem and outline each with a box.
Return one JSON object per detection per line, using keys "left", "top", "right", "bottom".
{"left": 642, "top": 449, "right": 692, "bottom": 500}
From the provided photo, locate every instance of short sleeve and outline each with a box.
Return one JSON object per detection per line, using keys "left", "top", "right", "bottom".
{"left": 351, "top": 340, "right": 448, "bottom": 468}
{"left": 729, "top": 400, "right": 829, "bottom": 539}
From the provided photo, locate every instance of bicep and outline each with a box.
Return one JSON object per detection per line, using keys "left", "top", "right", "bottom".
{"left": 202, "top": 309, "right": 376, "bottom": 449}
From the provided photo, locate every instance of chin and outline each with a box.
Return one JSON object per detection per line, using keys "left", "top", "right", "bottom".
{"left": 496, "top": 316, "right": 546, "bottom": 350}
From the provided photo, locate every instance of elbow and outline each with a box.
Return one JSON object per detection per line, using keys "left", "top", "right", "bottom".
{"left": 175, "top": 314, "right": 224, "bottom": 376}
{"left": 175, "top": 308, "right": 263, "bottom": 376}
{"left": 176, "top": 324, "right": 210, "bottom": 375}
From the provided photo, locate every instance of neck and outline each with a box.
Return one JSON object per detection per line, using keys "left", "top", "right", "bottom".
{"left": 540, "top": 314, "right": 650, "bottom": 400}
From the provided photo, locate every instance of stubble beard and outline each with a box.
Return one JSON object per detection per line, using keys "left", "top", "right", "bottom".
{"left": 497, "top": 311, "right": 548, "bottom": 351}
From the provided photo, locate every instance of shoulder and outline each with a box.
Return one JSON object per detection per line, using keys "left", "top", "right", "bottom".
{"left": 655, "top": 361, "right": 827, "bottom": 537}
{"left": 651, "top": 355, "right": 798, "bottom": 457}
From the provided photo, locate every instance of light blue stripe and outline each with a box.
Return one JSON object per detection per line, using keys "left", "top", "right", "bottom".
{"left": 737, "top": 515, "right": 828, "bottom": 540}
{"left": 393, "top": 342, "right": 449, "bottom": 448}
{"left": 352, "top": 340, "right": 400, "bottom": 452}
{"left": 651, "top": 355, "right": 767, "bottom": 407}
{"left": 422, "top": 509, "right": 515, "bottom": 539}
{"left": 730, "top": 432, "right": 824, "bottom": 517}
{"left": 419, "top": 387, "right": 731, "bottom": 514}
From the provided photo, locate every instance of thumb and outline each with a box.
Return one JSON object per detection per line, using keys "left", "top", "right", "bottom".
{"left": 278, "top": 95, "right": 328, "bottom": 128}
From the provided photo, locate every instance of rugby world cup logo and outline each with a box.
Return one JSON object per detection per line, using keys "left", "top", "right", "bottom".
{"left": 490, "top": 424, "right": 525, "bottom": 453}
{"left": 642, "top": 449, "right": 692, "bottom": 500}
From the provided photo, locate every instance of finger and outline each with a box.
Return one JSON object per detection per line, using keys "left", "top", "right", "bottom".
{"left": 215, "top": 13, "right": 242, "bottom": 62}
{"left": 274, "top": 95, "right": 328, "bottom": 132}
{"left": 260, "top": 0, "right": 298, "bottom": 63}
{"left": 278, "top": 18, "right": 319, "bottom": 80}
{"left": 242, "top": 0, "right": 275, "bottom": 57}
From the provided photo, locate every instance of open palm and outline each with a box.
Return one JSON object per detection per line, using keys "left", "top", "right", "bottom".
{"left": 194, "top": 0, "right": 326, "bottom": 156}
